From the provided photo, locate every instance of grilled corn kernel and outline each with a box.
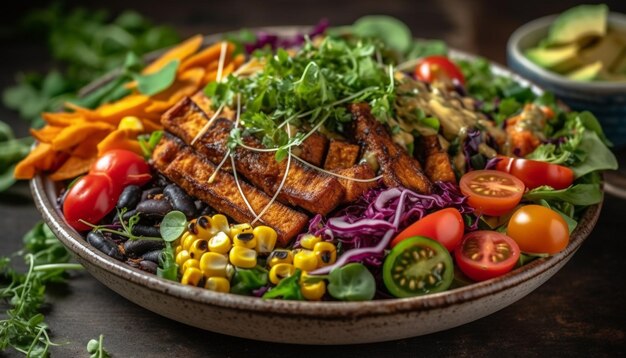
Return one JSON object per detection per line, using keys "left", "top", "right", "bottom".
{"left": 182, "top": 258, "right": 200, "bottom": 274}
{"left": 229, "top": 223, "right": 253, "bottom": 239}
{"left": 175, "top": 250, "right": 191, "bottom": 267}
{"left": 118, "top": 116, "right": 144, "bottom": 131}
{"left": 187, "top": 219, "right": 198, "bottom": 235}
{"left": 229, "top": 246, "right": 257, "bottom": 268}
{"left": 175, "top": 245, "right": 183, "bottom": 256}
{"left": 313, "top": 242, "right": 337, "bottom": 267}
{"left": 199, "top": 252, "right": 229, "bottom": 278}
{"left": 233, "top": 232, "right": 257, "bottom": 249}
{"left": 269, "top": 263, "right": 296, "bottom": 285}
{"left": 196, "top": 215, "right": 219, "bottom": 239}
{"left": 293, "top": 250, "right": 318, "bottom": 272}
{"left": 225, "top": 264, "right": 236, "bottom": 281}
{"left": 300, "top": 272, "right": 326, "bottom": 301}
{"left": 208, "top": 232, "right": 232, "bottom": 254}
{"left": 182, "top": 232, "right": 198, "bottom": 251}
{"left": 204, "top": 277, "right": 230, "bottom": 293}
{"left": 267, "top": 250, "right": 294, "bottom": 267}
{"left": 181, "top": 267, "right": 203, "bottom": 286}
{"left": 211, "top": 214, "right": 230, "bottom": 235}
{"left": 300, "top": 234, "right": 321, "bottom": 250}
{"left": 189, "top": 239, "right": 209, "bottom": 259}
{"left": 253, "top": 226, "right": 277, "bottom": 254}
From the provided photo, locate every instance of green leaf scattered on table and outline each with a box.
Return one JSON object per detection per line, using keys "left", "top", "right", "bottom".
{"left": 134, "top": 59, "right": 180, "bottom": 95}
{"left": 87, "top": 334, "right": 111, "bottom": 358}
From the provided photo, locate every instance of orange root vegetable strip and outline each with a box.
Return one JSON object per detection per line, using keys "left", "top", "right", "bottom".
{"left": 95, "top": 95, "right": 151, "bottom": 124}
{"left": 233, "top": 53, "right": 245, "bottom": 67}
{"left": 64, "top": 102, "right": 98, "bottom": 118}
{"left": 71, "top": 134, "right": 107, "bottom": 159}
{"left": 98, "top": 129, "right": 144, "bottom": 156}
{"left": 202, "top": 62, "right": 235, "bottom": 85}
{"left": 179, "top": 42, "right": 234, "bottom": 73}
{"left": 51, "top": 122, "right": 115, "bottom": 151}
{"left": 42, "top": 112, "right": 83, "bottom": 127}
{"left": 13, "top": 143, "right": 54, "bottom": 179}
{"left": 149, "top": 67, "right": 206, "bottom": 110}
{"left": 142, "top": 34, "right": 203, "bottom": 75}
{"left": 30, "top": 125, "right": 63, "bottom": 143}
{"left": 141, "top": 119, "right": 163, "bottom": 133}
{"left": 48, "top": 155, "right": 95, "bottom": 181}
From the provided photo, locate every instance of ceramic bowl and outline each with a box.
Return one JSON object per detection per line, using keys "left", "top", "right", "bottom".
{"left": 30, "top": 36, "right": 603, "bottom": 344}
{"left": 507, "top": 13, "right": 626, "bottom": 147}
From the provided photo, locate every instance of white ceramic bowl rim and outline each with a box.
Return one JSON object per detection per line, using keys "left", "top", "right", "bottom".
{"left": 31, "top": 32, "right": 603, "bottom": 319}
{"left": 507, "top": 12, "right": 626, "bottom": 92}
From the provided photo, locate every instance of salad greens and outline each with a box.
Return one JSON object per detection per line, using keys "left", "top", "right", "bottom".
{"left": 326, "top": 263, "right": 376, "bottom": 301}
{"left": 0, "top": 122, "right": 33, "bottom": 192}
{"left": 262, "top": 270, "right": 305, "bottom": 300}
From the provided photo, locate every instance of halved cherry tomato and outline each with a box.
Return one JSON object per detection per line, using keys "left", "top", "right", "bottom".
{"left": 63, "top": 174, "right": 122, "bottom": 231}
{"left": 415, "top": 55, "right": 465, "bottom": 85}
{"left": 91, "top": 149, "right": 151, "bottom": 187}
{"left": 455, "top": 230, "right": 520, "bottom": 282}
{"left": 391, "top": 208, "right": 464, "bottom": 252}
{"left": 496, "top": 156, "right": 574, "bottom": 190}
{"left": 507, "top": 205, "right": 569, "bottom": 254}
{"left": 459, "top": 170, "right": 525, "bottom": 216}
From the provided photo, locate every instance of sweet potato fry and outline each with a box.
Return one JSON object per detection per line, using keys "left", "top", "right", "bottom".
{"left": 30, "top": 125, "right": 63, "bottom": 143}
{"left": 97, "top": 129, "right": 143, "bottom": 156}
{"left": 13, "top": 143, "right": 54, "bottom": 179}
{"left": 142, "top": 35, "right": 203, "bottom": 75}
{"left": 95, "top": 95, "right": 151, "bottom": 124}
{"left": 179, "top": 41, "right": 234, "bottom": 72}
{"left": 48, "top": 155, "right": 95, "bottom": 181}
{"left": 52, "top": 122, "right": 114, "bottom": 151}
{"left": 42, "top": 112, "right": 83, "bottom": 127}
{"left": 71, "top": 134, "right": 107, "bottom": 159}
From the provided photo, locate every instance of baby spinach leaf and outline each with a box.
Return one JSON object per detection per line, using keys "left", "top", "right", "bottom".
{"left": 352, "top": 15, "right": 412, "bottom": 53}
{"left": 523, "top": 184, "right": 603, "bottom": 206}
{"left": 231, "top": 267, "right": 268, "bottom": 295}
{"left": 160, "top": 210, "right": 187, "bottom": 242}
{"left": 327, "top": 263, "right": 376, "bottom": 301}
{"left": 571, "top": 131, "right": 618, "bottom": 178}
{"left": 134, "top": 59, "right": 179, "bottom": 95}
{"left": 263, "top": 269, "right": 304, "bottom": 300}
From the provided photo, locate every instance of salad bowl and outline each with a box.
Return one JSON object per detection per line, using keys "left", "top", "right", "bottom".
{"left": 30, "top": 29, "right": 604, "bottom": 344}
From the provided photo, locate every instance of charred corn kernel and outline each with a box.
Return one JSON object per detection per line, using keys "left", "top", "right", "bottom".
{"left": 196, "top": 215, "right": 218, "bottom": 239}
{"left": 175, "top": 245, "right": 183, "bottom": 256}
{"left": 204, "top": 277, "right": 230, "bottom": 293}
{"left": 182, "top": 258, "right": 200, "bottom": 274}
{"left": 313, "top": 242, "right": 337, "bottom": 267}
{"left": 233, "top": 232, "right": 257, "bottom": 249}
{"left": 175, "top": 250, "right": 191, "bottom": 267}
{"left": 181, "top": 267, "right": 203, "bottom": 286}
{"left": 229, "top": 246, "right": 257, "bottom": 268}
{"left": 293, "top": 250, "right": 318, "bottom": 272}
{"left": 208, "top": 232, "right": 231, "bottom": 254}
{"left": 229, "top": 223, "right": 252, "bottom": 239}
{"left": 267, "top": 250, "right": 294, "bottom": 267}
{"left": 189, "top": 239, "right": 209, "bottom": 259}
{"left": 182, "top": 232, "right": 198, "bottom": 251}
{"left": 269, "top": 263, "right": 296, "bottom": 285}
{"left": 225, "top": 264, "right": 236, "bottom": 281}
{"left": 187, "top": 219, "right": 198, "bottom": 235}
{"left": 253, "top": 226, "right": 277, "bottom": 254}
{"left": 118, "top": 116, "right": 144, "bottom": 131}
{"left": 211, "top": 214, "right": 230, "bottom": 235}
{"left": 300, "top": 234, "right": 321, "bottom": 250}
{"left": 300, "top": 272, "right": 326, "bottom": 301}
{"left": 199, "top": 252, "right": 229, "bottom": 278}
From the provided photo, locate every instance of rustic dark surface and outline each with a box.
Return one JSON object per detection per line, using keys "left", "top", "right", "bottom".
{"left": 1, "top": 1, "right": 626, "bottom": 357}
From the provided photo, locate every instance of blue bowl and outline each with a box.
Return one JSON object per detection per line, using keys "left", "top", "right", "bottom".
{"left": 507, "top": 13, "right": 626, "bottom": 147}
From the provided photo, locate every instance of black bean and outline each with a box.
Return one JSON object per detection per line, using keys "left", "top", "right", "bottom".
{"left": 87, "top": 231, "right": 124, "bottom": 261}
{"left": 139, "top": 260, "right": 158, "bottom": 274}
{"left": 157, "top": 174, "right": 170, "bottom": 188}
{"left": 200, "top": 205, "right": 216, "bottom": 216}
{"left": 136, "top": 199, "right": 172, "bottom": 217}
{"left": 141, "top": 187, "right": 163, "bottom": 201}
{"left": 163, "top": 184, "right": 197, "bottom": 217}
{"left": 124, "top": 239, "right": 165, "bottom": 257}
{"left": 117, "top": 185, "right": 142, "bottom": 210}
{"left": 195, "top": 200, "right": 207, "bottom": 213}
{"left": 121, "top": 209, "right": 138, "bottom": 221}
{"left": 131, "top": 225, "right": 161, "bottom": 238}
{"left": 141, "top": 249, "right": 163, "bottom": 264}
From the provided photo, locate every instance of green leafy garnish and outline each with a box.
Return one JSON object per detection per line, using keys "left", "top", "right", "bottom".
{"left": 0, "top": 121, "right": 33, "bottom": 192}
{"left": 230, "top": 267, "right": 268, "bottom": 295}
{"left": 138, "top": 130, "right": 164, "bottom": 159}
{"left": 327, "top": 263, "right": 376, "bottom": 301}
{"left": 524, "top": 184, "right": 603, "bottom": 206}
{"left": 87, "top": 334, "right": 110, "bottom": 358}
{"left": 160, "top": 210, "right": 187, "bottom": 243}
{"left": 352, "top": 15, "right": 412, "bottom": 53}
{"left": 134, "top": 59, "right": 180, "bottom": 95}
{"left": 262, "top": 269, "right": 304, "bottom": 300}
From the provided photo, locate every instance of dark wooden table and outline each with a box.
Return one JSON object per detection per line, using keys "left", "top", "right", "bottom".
{"left": 2, "top": 1, "right": 626, "bottom": 356}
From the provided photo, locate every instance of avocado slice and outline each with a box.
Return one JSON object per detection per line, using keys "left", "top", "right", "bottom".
{"left": 580, "top": 32, "right": 624, "bottom": 68}
{"left": 566, "top": 61, "right": 603, "bottom": 81}
{"left": 547, "top": 4, "right": 608, "bottom": 45}
{"left": 525, "top": 43, "right": 579, "bottom": 70}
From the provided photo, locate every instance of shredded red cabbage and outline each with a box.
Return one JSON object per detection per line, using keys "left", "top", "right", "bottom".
{"left": 309, "top": 182, "right": 477, "bottom": 274}
{"left": 244, "top": 19, "right": 329, "bottom": 54}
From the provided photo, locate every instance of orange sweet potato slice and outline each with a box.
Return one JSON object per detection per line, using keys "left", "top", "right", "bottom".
{"left": 142, "top": 34, "right": 203, "bottom": 75}
{"left": 13, "top": 143, "right": 54, "bottom": 179}
{"left": 51, "top": 122, "right": 114, "bottom": 151}
{"left": 42, "top": 112, "right": 83, "bottom": 127}
{"left": 30, "top": 125, "right": 63, "bottom": 143}
{"left": 95, "top": 95, "right": 151, "bottom": 124}
{"left": 179, "top": 41, "right": 234, "bottom": 72}
{"left": 48, "top": 155, "right": 95, "bottom": 181}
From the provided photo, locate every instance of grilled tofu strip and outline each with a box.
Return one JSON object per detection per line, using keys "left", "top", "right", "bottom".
{"left": 420, "top": 135, "right": 457, "bottom": 183}
{"left": 152, "top": 135, "right": 308, "bottom": 246}
{"left": 350, "top": 103, "right": 433, "bottom": 194}
{"left": 324, "top": 139, "right": 361, "bottom": 170}
{"left": 295, "top": 132, "right": 328, "bottom": 167}
{"left": 334, "top": 163, "right": 378, "bottom": 203}
{"left": 162, "top": 98, "right": 345, "bottom": 215}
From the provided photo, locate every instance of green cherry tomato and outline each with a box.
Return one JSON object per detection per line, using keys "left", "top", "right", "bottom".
{"left": 383, "top": 236, "right": 454, "bottom": 298}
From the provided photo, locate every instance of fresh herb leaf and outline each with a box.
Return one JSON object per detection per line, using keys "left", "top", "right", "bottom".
{"left": 134, "top": 59, "right": 179, "bottom": 95}
{"left": 86, "top": 334, "right": 110, "bottom": 358}
{"left": 156, "top": 242, "right": 178, "bottom": 282}
{"left": 570, "top": 131, "right": 618, "bottom": 178}
{"left": 262, "top": 269, "right": 304, "bottom": 300}
{"left": 524, "top": 184, "right": 603, "bottom": 206}
{"left": 327, "top": 263, "right": 376, "bottom": 301}
{"left": 405, "top": 39, "right": 447, "bottom": 59}
{"left": 160, "top": 210, "right": 187, "bottom": 243}
{"left": 351, "top": 15, "right": 412, "bottom": 53}
{"left": 230, "top": 267, "right": 268, "bottom": 295}
{"left": 138, "top": 130, "right": 164, "bottom": 159}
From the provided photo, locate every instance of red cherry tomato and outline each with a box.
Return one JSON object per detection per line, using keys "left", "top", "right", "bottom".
{"left": 91, "top": 149, "right": 151, "bottom": 187}
{"left": 455, "top": 230, "right": 520, "bottom": 282}
{"left": 63, "top": 174, "right": 122, "bottom": 231}
{"left": 459, "top": 170, "right": 525, "bottom": 216}
{"left": 391, "top": 208, "right": 464, "bottom": 252}
{"left": 415, "top": 55, "right": 465, "bottom": 85}
{"left": 496, "top": 156, "right": 574, "bottom": 190}
{"left": 507, "top": 205, "right": 570, "bottom": 254}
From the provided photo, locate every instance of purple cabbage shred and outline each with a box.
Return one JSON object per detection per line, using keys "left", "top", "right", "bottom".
{"left": 244, "top": 19, "right": 329, "bottom": 54}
